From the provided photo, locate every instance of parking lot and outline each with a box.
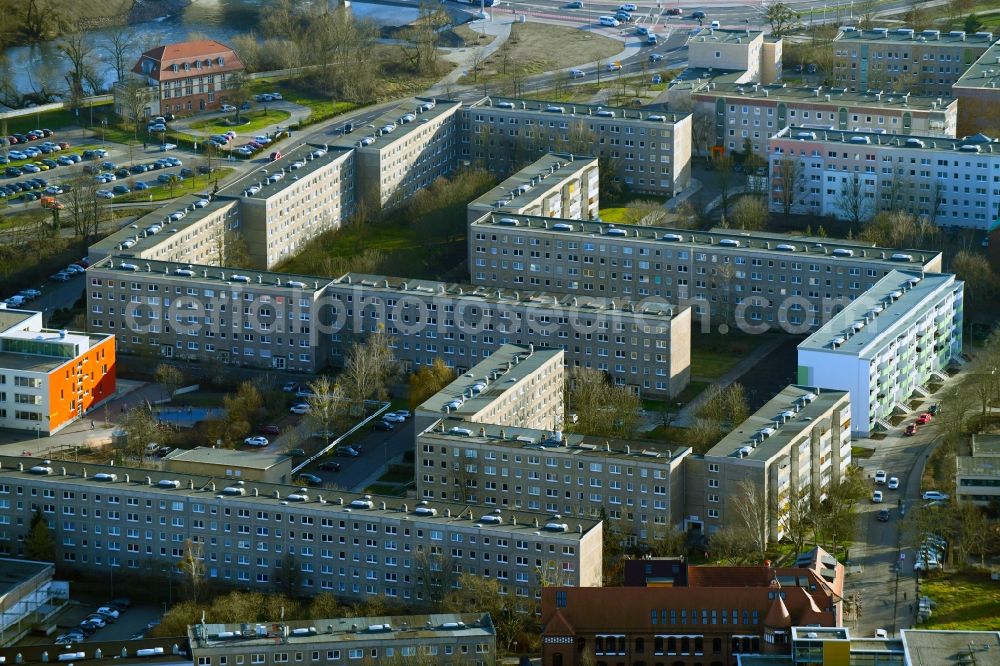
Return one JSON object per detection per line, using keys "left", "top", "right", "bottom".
{"left": 17, "top": 597, "right": 163, "bottom": 648}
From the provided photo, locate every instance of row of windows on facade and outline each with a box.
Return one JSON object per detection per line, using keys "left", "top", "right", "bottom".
{"left": 194, "top": 643, "right": 490, "bottom": 665}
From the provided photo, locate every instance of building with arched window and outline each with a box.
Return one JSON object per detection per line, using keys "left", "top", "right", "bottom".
{"left": 540, "top": 548, "right": 843, "bottom": 666}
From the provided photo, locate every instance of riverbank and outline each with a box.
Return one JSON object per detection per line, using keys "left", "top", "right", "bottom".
{"left": 127, "top": 0, "right": 193, "bottom": 25}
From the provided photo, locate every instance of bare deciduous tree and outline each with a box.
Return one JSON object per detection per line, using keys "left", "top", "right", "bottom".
{"left": 178, "top": 538, "right": 206, "bottom": 603}
{"left": 342, "top": 325, "right": 397, "bottom": 411}
{"left": 775, "top": 157, "right": 803, "bottom": 216}
{"left": 102, "top": 28, "right": 139, "bottom": 85}
{"left": 306, "top": 376, "right": 346, "bottom": 446}
{"left": 732, "top": 478, "right": 770, "bottom": 563}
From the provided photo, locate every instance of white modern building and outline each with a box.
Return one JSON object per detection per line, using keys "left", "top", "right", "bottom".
{"left": 767, "top": 126, "right": 1000, "bottom": 230}
{"left": 797, "top": 271, "right": 963, "bottom": 436}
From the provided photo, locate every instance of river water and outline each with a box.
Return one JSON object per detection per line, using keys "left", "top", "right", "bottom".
{"left": 3, "top": 0, "right": 420, "bottom": 98}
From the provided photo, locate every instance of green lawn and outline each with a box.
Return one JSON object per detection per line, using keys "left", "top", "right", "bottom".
{"left": 851, "top": 445, "right": 876, "bottom": 459}
{"left": 599, "top": 207, "right": 629, "bottom": 223}
{"left": 921, "top": 571, "right": 1000, "bottom": 631}
{"left": 188, "top": 110, "right": 291, "bottom": 135}
{"left": 1, "top": 102, "right": 115, "bottom": 135}
{"left": 247, "top": 79, "right": 357, "bottom": 125}
{"left": 690, "top": 348, "right": 743, "bottom": 379}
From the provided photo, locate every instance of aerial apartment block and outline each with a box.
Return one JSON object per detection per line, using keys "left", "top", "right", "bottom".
{"left": 325, "top": 272, "right": 691, "bottom": 397}
{"left": 952, "top": 40, "right": 1000, "bottom": 136}
{"left": 767, "top": 126, "right": 1000, "bottom": 230}
{"left": 416, "top": 420, "right": 690, "bottom": 544}
{"left": 684, "top": 385, "right": 851, "bottom": 540}
{"left": 0, "top": 455, "right": 602, "bottom": 602}
{"left": 337, "top": 98, "right": 461, "bottom": 209}
{"left": 832, "top": 27, "right": 995, "bottom": 96}
{"left": 188, "top": 613, "right": 497, "bottom": 666}
{"left": 216, "top": 144, "right": 355, "bottom": 269}
{"left": 797, "top": 270, "right": 963, "bottom": 436}
{"left": 86, "top": 257, "right": 333, "bottom": 372}
{"left": 414, "top": 344, "right": 565, "bottom": 432}
{"left": 460, "top": 97, "right": 692, "bottom": 197}
{"left": 540, "top": 548, "right": 844, "bottom": 666}
{"left": 0, "top": 308, "right": 115, "bottom": 436}
{"left": 468, "top": 211, "right": 941, "bottom": 331}
{"left": 466, "top": 153, "right": 600, "bottom": 224}
{"left": 89, "top": 195, "right": 239, "bottom": 266}
{"left": 684, "top": 83, "right": 957, "bottom": 155}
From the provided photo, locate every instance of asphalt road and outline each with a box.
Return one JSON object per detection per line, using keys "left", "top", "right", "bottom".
{"left": 300, "top": 419, "right": 417, "bottom": 493}
{"left": 845, "top": 400, "right": 947, "bottom": 638}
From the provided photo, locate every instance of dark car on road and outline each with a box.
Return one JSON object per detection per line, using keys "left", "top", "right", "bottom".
{"left": 318, "top": 461, "right": 341, "bottom": 472}
{"left": 296, "top": 473, "right": 323, "bottom": 486}
{"left": 374, "top": 420, "right": 394, "bottom": 432}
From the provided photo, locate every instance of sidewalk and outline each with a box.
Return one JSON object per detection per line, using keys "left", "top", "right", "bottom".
{"left": 426, "top": 15, "right": 515, "bottom": 95}
{"left": 170, "top": 100, "right": 312, "bottom": 144}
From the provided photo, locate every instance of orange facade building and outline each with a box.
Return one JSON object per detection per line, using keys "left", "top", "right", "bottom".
{"left": 0, "top": 308, "right": 115, "bottom": 435}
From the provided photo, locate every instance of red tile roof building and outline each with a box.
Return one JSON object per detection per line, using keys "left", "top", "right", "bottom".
{"left": 540, "top": 548, "right": 844, "bottom": 666}
{"left": 129, "top": 40, "right": 244, "bottom": 115}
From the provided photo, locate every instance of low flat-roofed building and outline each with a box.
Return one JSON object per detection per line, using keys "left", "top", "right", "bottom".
{"left": 217, "top": 144, "right": 355, "bottom": 269}
{"left": 163, "top": 446, "right": 293, "bottom": 484}
{"left": 415, "top": 344, "right": 564, "bottom": 432}
{"left": 0, "top": 308, "right": 116, "bottom": 435}
{"left": 86, "top": 257, "right": 333, "bottom": 372}
{"left": 685, "top": 386, "right": 851, "bottom": 540}
{"left": 901, "top": 629, "right": 1000, "bottom": 665}
{"left": 0, "top": 454, "right": 602, "bottom": 600}
{"left": 469, "top": 211, "right": 943, "bottom": 331}
{"left": 0, "top": 558, "right": 57, "bottom": 643}
{"left": 956, "top": 434, "right": 1000, "bottom": 506}
{"left": 337, "top": 98, "right": 461, "bottom": 209}
{"left": 327, "top": 272, "right": 690, "bottom": 397}
{"left": 189, "top": 613, "right": 496, "bottom": 666}
{"left": 88, "top": 196, "right": 239, "bottom": 266}
{"left": 952, "top": 41, "right": 1000, "bottom": 136}
{"left": 687, "top": 28, "right": 767, "bottom": 83}
{"left": 461, "top": 97, "right": 692, "bottom": 197}
{"left": 417, "top": 420, "right": 690, "bottom": 543}
{"left": 466, "top": 153, "right": 599, "bottom": 224}
{"left": 797, "top": 271, "right": 963, "bottom": 436}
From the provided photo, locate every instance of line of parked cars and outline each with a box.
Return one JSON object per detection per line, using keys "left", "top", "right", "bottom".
{"left": 0, "top": 176, "right": 61, "bottom": 202}
{"left": 54, "top": 598, "right": 131, "bottom": 644}
{"left": 374, "top": 410, "right": 410, "bottom": 431}
{"left": 254, "top": 92, "right": 284, "bottom": 103}
{"left": 50, "top": 259, "right": 89, "bottom": 283}
{"left": 4, "top": 142, "right": 76, "bottom": 176}
{"left": 904, "top": 404, "right": 938, "bottom": 436}
{"left": 3, "top": 128, "right": 55, "bottom": 147}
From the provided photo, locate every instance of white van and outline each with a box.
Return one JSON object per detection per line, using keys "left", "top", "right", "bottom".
{"left": 710, "top": 19, "right": 720, "bottom": 28}
{"left": 599, "top": 15, "right": 620, "bottom": 26}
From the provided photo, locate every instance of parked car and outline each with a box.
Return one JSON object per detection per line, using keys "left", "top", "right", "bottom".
{"left": 570, "top": 69, "right": 585, "bottom": 78}
{"left": 877, "top": 509, "right": 890, "bottom": 522}
{"left": 244, "top": 436, "right": 269, "bottom": 447}
{"left": 296, "top": 473, "right": 323, "bottom": 486}
{"left": 905, "top": 424, "right": 918, "bottom": 436}
{"left": 112, "top": 184, "right": 131, "bottom": 195}
{"left": 383, "top": 413, "right": 405, "bottom": 423}
{"left": 374, "top": 420, "right": 394, "bottom": 432}
{"left": 337, "top": 446, "right": 360, "bottom": 457}
{"left": 95, "top": 189, "right": 115, "bottom": 199}
{"left": 874, "top": 470, "right": 887, "bottom": 485}
{"left": 916, "top": 412, "right": 933, "bottom": 424}
{"left": 81, "top": 617, "right": 106, "bottom": 629}
{"left": 871, "top": 490, "right": 883, "bottom": 503}
{"left": 282, "top": 381, "right": 297, "bottom": 392}
{"left": 921, "top": 490, "right": 949, "bottom": 501}
{"left": 134, "top": 181, "right": 150, "bottom": 190}
{"left": 887, "top": 477, "right": 899, "bottom": 490}
{"left": 318, "top": 461, "right": 341, "bottom": 472}
{"left": 692, "top": 9, "right": 705, "bottom": 18}
{"left": 50, "top": 272, "right": 70, "bottom": 282}
{"left": 290, "top": 404, "right": 311, "bottom": 415}
{"left": 160, "top": 143, "right": 178, "bottom": 151}
{"left": 270, "top": 150, "right": 282, "bottom": 161}
{"left": 928, "top": 403, "right": 939, "bottom": 415}
{"left": 666, "top": 7, "right": 682, "bottom": 15}
{"left": 96, "top": 607, "right": 120, "bottom": 620}
{"left": 260, "top": 425, "right": 280, "bottom": 436}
